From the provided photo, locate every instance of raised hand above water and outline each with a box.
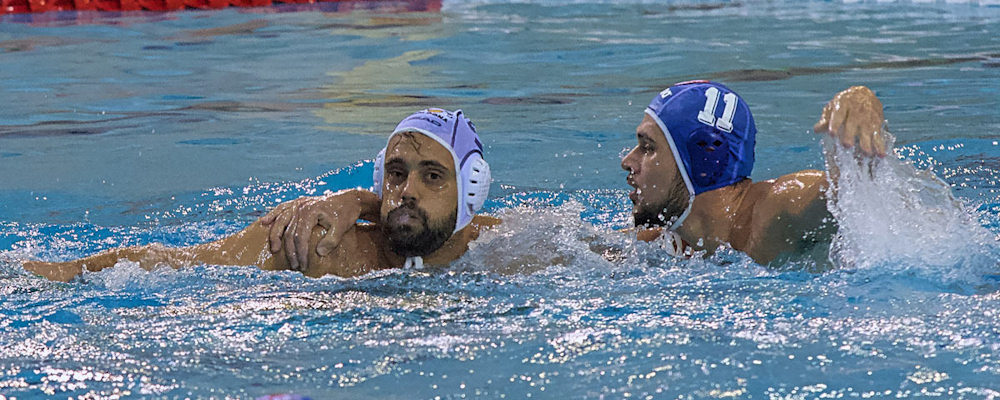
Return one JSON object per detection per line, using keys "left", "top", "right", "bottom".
{"left": 814, "top": 85, "right": 890, "bottom": 157}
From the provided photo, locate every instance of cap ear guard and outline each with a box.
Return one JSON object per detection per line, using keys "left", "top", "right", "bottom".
{"left": 686, "top": 127, "right": 730, "bottom": 188}
{"left": 373, "top": 148, "right": 386, "bottom": 198}
{"left": 461, "top": 156, "right": 491, "bottom": 214}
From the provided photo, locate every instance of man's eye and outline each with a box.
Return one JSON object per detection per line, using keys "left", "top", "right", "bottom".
{"left": 426, "top": 172, "right": 442, "bottom": 181}
{"left": 387, "top": 170, "right": 405, "bottom": 180}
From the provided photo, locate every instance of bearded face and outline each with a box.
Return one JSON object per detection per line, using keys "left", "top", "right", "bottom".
{"left": 379, "top": 132, "right": 461, "bottom": 258}
{"left": 631, "top": 169, "right": 689, "bottom": 227}
{"left": 382, "top": 199, "right": 457, "bottom": 257}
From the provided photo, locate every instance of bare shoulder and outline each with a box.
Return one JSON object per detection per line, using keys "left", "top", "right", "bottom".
{"left": 755, "top": 169, "right": 828, "bottom": 215}
{"left": 304, "top": 223, "right": 384, "bottom": 278}
{"left": 744, "top": 170, "right": 832, "bottom": 264}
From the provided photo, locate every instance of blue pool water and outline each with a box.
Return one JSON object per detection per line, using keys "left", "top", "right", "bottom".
{"left": 2, "top": 0, "right": 1000, "bottom": 398}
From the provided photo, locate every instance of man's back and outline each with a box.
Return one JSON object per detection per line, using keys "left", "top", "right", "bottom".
{"left": 645, "top": 170, "right": 833, "bottom": 264}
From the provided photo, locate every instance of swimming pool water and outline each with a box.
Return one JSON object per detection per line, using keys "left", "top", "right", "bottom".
{"left": 2, "top": 0, "right": 1000, "bottom": 398}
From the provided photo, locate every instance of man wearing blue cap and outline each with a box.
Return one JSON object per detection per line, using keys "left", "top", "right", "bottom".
{"left": 622, "top": 82, "right": 888, "bottom": 263}
{"left": 268, "top": 84, "right": 888, "bottom": 269}
{"left": 25, "top": 109, "right": 499, "bottom": 281}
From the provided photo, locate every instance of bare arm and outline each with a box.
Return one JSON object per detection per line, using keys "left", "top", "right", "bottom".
{"left": 23, "top": 244, "right": 199, "bottom": 282}
{"left": 23, "top": 220, "right": 278, "bottom": 282}
{"left": 737, "top": 86, "right": 892, "bottom": 265}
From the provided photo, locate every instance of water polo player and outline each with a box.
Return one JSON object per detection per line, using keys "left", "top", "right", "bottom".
{"left": 623, "top": 82, "right": 888, "bottom": 263}
{"left": 25, "top": 109, "right": 500, "bottom": 281}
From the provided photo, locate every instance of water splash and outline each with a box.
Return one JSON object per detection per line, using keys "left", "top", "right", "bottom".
{"left": 455, "top": 201, "right": 616, "bottom": 275}
{"left": 823, "top": 134, "right": 1000, "bottom": 286}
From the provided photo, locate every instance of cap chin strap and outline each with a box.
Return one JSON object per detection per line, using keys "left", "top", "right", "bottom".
{"left": 645, "top": 108, "right": 696, "bottom": 231}
{"left": 404, "top": 256, "right": 424, "bottom": 269}
{"left": 669, "top": 193, "right": 695, "bottom": 231}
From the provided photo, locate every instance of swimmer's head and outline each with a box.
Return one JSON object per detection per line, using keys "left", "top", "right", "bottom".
{"left": 622, "top": 81, "right": 756, "bottom": 229}
{"left": 622, "top": 113, "right": 692, "bottom": 229}
{"left": 373, "top": 109, "right": 490, "bottom": 256}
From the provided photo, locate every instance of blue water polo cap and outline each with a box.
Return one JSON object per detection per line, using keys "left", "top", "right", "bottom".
{"left": 646, "top": 80, "right": 756, "bottom": 196}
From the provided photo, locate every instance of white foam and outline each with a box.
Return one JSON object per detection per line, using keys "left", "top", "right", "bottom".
{"left": 455, "top": 201, "right": 617, "bottom": 274}
{"left": 83, "top": 258, "right": 182, "bottom": 291}
{"left": 822, "top": 135, "right": 999, "bottom": 282}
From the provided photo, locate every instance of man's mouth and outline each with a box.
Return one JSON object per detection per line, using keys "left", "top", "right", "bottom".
{"left": 626, "top": 175, "right": 638, "bottom": 204}
{"left": 389, "top": 207, "right": 425, "bottom": 227}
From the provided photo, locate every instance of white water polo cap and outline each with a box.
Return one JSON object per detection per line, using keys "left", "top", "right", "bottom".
{"left": 373, "top": 108, "right": 491, "bottom": 234}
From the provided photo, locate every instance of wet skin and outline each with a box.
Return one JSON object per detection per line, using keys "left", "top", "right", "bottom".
{"left": 621, "top": 86, "right": 887, "bottom": 264}
{"left": 24, "top": 133, "right": 500, "bottom": 282}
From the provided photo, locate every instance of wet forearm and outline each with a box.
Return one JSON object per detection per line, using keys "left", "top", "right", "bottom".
{"left": 25, "top": 244, "right": 200, "bottom": 282}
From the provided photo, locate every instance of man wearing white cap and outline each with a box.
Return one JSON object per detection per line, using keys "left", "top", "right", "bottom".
{"left": 24, "top": 108, "right": 499, "bottom": 281}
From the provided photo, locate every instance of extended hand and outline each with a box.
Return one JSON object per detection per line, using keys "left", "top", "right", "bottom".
{"left": 260, "top": 189, "right": 380, "bottom": 271}
{"left": 813, "top": 86, "right": 888, "bottom": 157}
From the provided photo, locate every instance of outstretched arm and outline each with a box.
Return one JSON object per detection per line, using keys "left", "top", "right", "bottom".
{"left": 23, "top": 220, "right": 278, "bottom": 282}
{"left": 745, "top": 86, "right": 890, "bottom": 265}
{"left": 23, "top": 244, "right": 200, "bottom": 282}
{"left": 23, "top": 192, "right": 390, "bottom": 282}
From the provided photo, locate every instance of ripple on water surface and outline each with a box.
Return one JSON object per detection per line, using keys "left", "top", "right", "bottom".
{"left": 2, "top": 1, "right": 1000, "bottom": 398}
{"left": 2, "top": 181, "right": 999, "bottom": 398}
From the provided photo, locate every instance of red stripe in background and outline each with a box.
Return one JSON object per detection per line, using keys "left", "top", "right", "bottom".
{"left": 2, "top": 0, "right": 439, "bottom": 15}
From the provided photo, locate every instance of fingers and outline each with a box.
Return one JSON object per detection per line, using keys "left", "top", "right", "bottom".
{"left": 853, "top": 111, "right": 885, "bottom": 157}
{"left": 267, "top": 210, "right": 293, "bottom": 254}
{"left": 814, "top": 102, "right": 832, "bottom": 133}
{"left": 260, "top": 213, "right": 275, "bottom": 225}
{"left": 316, "top": 212, "right": 352, "bottom": 257}
{"left": 283, "top": 214, "right": 300, "bottom": 270}
{"left": 293, "top": 212, "right": 314, "bottom": 271}
{"left": 260, "top": 202, "right": 285, "bottom": 225}
{"left": 316, "top": 224, "right": 353, "bottom": 257}
{"left": 316, "top": 236, "right": 338, "bottom": 257}
{"left": 266, "top": 191, "right": 374, "bottom": 271}
{"left": 285, "top": 199, "right": 319, "bottom": 271}
{"left": 357, "top": 190, "right": 382, "bottom": 221}
{"left": 819, "top": 86, "right": 891, "bottom": 158}
{"left": 873, "top": 130, "right": 888, "bottom": 157}
{"left": 828, "top": 103, "right": 849, "bottom": 142}
{"left": 857, "top": 126, "right": 874, "bottom": 156}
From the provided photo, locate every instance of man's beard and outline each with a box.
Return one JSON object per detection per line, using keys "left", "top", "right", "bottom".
{"left": 633, "top": 177, "right": 689, "bottom": 228}
{"left": 382, "top": 203, "right": 457, "bottom": 257}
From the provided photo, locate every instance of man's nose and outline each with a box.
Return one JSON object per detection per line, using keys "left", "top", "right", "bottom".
{"left": 621, "top": 147, "right": 638, "bottom": 172}
{"left": 400, "top": 172, "right": 420, "bottom": 202}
